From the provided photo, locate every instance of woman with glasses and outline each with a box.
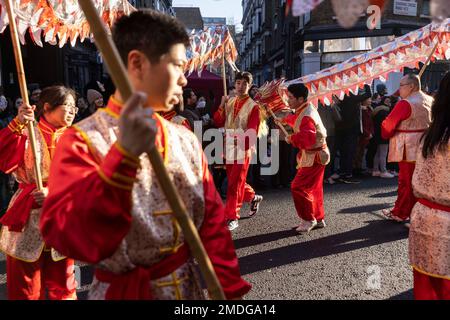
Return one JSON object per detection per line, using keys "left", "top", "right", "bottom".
{"left": 409, "top": 72, "right": 450, "bottom": 300}
{"left": 0, "top": 85, "right": 78, "bottom": 300}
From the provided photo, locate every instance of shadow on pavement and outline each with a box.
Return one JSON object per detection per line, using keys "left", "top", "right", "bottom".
{"left": 235, "top": 229, "right": 298, "bottom": 249}
{"left": 389, "top": 289, "right": 414, "bottom": 300}
{"left": 369, "top": 191, "right": 397, "bottom": 198}
{"left": 338, "top": 203, "right": 393, "bottom": 214}
{"left": 238, "top": 219, "right": 408, "bottom": 276}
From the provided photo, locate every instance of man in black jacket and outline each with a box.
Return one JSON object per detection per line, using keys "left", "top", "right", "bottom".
{"left": 335, "top": 87, "right": 371, "bottom": 183}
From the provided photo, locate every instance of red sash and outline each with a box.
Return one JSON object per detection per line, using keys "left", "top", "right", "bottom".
{"left": 95, "top": 244, "right": 190, "bottom": 300}
{"left": 0, "top": 182, "right": 44, "bottom": 232}
{"left": 418, "top": 198, "right": 450, "bottom": 213}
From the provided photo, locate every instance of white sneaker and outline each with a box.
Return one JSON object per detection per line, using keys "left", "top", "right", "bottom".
{"left": 330, "top": 173, "right": 340, "bottom": 180}
{"left": 325, "top": 177, "right": 335, "bottom": 185}
{"left": 372, "top": 171, "right": 381, "bottom": 177}
{"left": 227, "top": 220, "right": 239, "bottom": 231}
{"left": 380, "top": 171, "right": 394, "bottom": 178}
{"left": 389, "top": 170, "right": 399, "bottom": 177}
{"left": 295, "top": 220, "right": 317, "bottom": 233}
{"left": 315, "top": 220, "right": 326, "bottom": 229}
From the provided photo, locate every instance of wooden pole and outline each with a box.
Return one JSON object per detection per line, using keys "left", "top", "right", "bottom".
{"left": 78, "top": 0, "right": 226, "bottom": 300}
{"left": 419, "top": 41, "right": 439, "bottom": 78}
{"left": 222, "top": 54, "right": 227, "bottom": 96}
{"left": 264, "top": 105, "right": 289, "bottom": 137}
{"left": 4, "top": 0, "right": 43, "bottom": 191}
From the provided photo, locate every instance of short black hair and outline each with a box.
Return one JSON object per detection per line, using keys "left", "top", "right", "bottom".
{"left": 183, "top": 88, "right": 195, "bottom": 104}
{"left": 113, "top": 10, "right": 190, "bottom": 65}
{"left": 287, "top": 83, "right": 308, "bottom": 100}
{"left": 235, "top": 71, "right": 253, "bottom": 85}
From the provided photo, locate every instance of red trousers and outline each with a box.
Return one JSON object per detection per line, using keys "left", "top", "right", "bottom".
{"left": 225, "top": 156, "right": 255, "bottom": 220}
{"left": 7, "top": 250, "right": 77, "bottom": 300}
{"left": 414, "top": 269, "right": 450, "bottom": 300}
{"left": 391, "top": 161, "right": 417, "bottom": 220}
{"left": 291, "top": 163, "right": 325, "bottom": 222}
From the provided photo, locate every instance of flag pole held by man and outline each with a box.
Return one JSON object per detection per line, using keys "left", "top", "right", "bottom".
{"left": 40, "top": 10, "right": 251, "bottom": 300}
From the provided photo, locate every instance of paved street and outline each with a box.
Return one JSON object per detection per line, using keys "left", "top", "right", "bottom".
{"left": 0, "top": 176, "right": 413, "bottom": 300}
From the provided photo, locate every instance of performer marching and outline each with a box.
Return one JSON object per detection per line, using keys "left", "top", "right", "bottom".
{"left": 381, "top": 74, "right": 433, "bottom": 222}
{"left": 0, "top": 86, "right": 78, "bottom": 299}
{"left": 40, "top": 10, "right": 251, "bottom": 300}
{"left": 280, "top": 83, "right": 330, "bottom": 233}
{"left": 213, "top": 71, "right": 265, "bottom": 231}
{"left": 408, "top": 71, "right": 450, "bottom": 300}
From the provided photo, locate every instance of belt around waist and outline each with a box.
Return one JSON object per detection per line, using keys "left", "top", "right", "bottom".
{"left": 418, "top": 198, "right": 450, "bottom": 213}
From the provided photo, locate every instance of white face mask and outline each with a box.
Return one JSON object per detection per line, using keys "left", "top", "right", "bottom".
{"left": 197, "top": 101, "right": 206, "bottom": 109}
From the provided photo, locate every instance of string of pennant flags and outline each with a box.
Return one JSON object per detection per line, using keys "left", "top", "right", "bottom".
{"left": 284, "top": 18, "right": 450, "bottom": 107}
{"left": 185, "top": 25, "right": 239, "bottom": 77}
{"left": 0, "top": 0, "right": 135, "bottom": 48}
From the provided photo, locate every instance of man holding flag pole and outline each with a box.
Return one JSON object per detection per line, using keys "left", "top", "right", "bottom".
{"left": 40, "top": 9, "right": 251, "bottom": 300}
{"left": 213, "top": 71, "right": 265, "bottom": 231}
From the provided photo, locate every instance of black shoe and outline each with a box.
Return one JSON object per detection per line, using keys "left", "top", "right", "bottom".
{"left": 249, "top": 195, "right": 263, "bottom": 217}
{"left": 339, "top": 176, "right": 361, "bottom": 184}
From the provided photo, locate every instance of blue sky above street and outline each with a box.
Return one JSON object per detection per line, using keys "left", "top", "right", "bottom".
{"left": 173, "top": 0, "right": 243, "bottom": 27}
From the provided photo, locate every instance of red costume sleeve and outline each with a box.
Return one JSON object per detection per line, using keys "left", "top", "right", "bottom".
{"left": 381, "top": 100, "right": 411, "bottom": 140}
{"left": 290, "top": 116, "right": 316, "bottom": 149}
{"left": 40, "top": 128, "right": 138, "bottom": 264}
{"left": 281, "top": 113, "right": 297, "bottom": 128}
{"left": 213, "top": 106, "right": 226, "bottom": 127}
{"left": 198, "top": 151, "right": 251, "bottom": 299}
{"left": 0, "top": 118, "right": 27, "bottom": 173}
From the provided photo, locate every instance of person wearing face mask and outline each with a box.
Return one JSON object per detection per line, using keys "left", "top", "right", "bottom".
{"left": 196, "top": 96, "right": 213, "bottom": 129}
{"left": 0, "top": 85, "right": 78, "bottom": 300}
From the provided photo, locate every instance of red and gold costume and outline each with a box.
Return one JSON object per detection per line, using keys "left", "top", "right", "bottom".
{"left": 409, "top": 141, "right": 450, "bottom": 299}
{"left": 213, "top": 95, "right": 261, "bottom": 221}
{"left": 40, "top": 96, "right": 251, "bottom": 300}
{"left": 160, "top": 110, "right": 191, "bottom": 131}
{"left": 0, "top": 117, "right": 77, "bottom": 300}
{"left": 382, "top": 91, "right": 432, "bottom": 220}
{"left": 283, "top": 104, "right": 330, "bottom": 223}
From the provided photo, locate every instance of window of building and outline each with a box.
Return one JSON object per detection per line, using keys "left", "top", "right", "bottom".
{"left": 421, "top": 0, "right": 430, "bottom": 17}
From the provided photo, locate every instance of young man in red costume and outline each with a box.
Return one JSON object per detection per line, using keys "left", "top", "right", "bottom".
{"left": 213, "top": 72, "right": 264, "bottom": 231}
{"left": 280, "top": 83, "right": 330, "bottom": 233}
{"left": 0, "top": 86, "right": 78, "bottom": 299}
{"left": 381, "top": 74, "right": 432, "bottom": 222}
{"left": 40, "top": 10, "right": 251, "bottom": 300}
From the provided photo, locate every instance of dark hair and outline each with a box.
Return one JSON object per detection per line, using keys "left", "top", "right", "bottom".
{"left": 422, "top": 72, "right": 450, "bottom": 158}
{"left": 227, "top": 86, "right": 235, "bottom": 95}
{"left": 235, "top": 71, "right": 253, "bottom": 85}
{"left": 182, "top": 88, "right": 195, "bottom": 105}
{"left": 113, "top": 10, "right": 189, "bottom": 65}
{"left": 287, "top": 83, "right": 309, "bottom": 100}
{"left": 36, "top": 85, "right": 76, "bottom": 118}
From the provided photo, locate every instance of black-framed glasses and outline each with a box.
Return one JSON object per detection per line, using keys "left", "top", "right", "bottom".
{"left": 60, "top": 104, "right": 79, "bottom": 114}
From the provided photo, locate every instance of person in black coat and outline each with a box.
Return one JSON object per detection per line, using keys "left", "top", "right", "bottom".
{"left": 335, "top": 86, "right": 371, "bottom": 183}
